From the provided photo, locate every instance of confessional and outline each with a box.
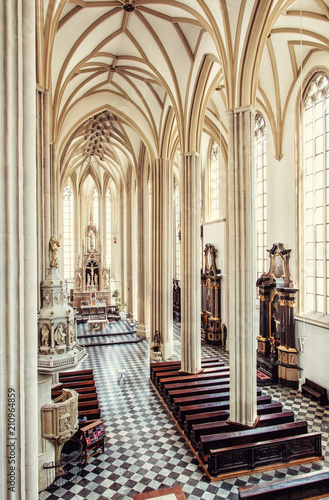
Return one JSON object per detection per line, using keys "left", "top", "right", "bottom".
{"left": 256, "top": 243, "right": 300, "bottom": 388}
{"left": 201, "top": 244, "right": 222, "bottom": 345}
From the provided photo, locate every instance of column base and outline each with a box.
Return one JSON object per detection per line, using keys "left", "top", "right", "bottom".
{"left": 137, "top": 324, "right": 150, "bottom": 339}
{"left": 150, "top": 349, "right": 162, "bottom": 362}
{"left": 160, "top": 341, "right": 174, "bottom": 361}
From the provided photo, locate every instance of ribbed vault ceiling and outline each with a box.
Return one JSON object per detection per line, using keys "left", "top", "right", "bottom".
{"left": 36, "top": 0, "right": 329, "bottom": 186}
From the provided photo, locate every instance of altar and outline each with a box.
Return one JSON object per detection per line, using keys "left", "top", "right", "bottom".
{"left": 73, "top": 216, "right": 119, "bottom": 317}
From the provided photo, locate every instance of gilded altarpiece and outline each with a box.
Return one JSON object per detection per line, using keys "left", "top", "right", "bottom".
{"left": 256, "top": 243, "right": 299, "bottom": 388}
{"left": 201, "top": 244, "right": 222, "bottom": 345}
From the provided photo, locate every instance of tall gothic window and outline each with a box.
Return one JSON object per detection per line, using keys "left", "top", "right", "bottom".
{"left": 302, "top": 72, "right": 329, "bottom": 316}
{"left": 174, "top": 180, "right": 180, "bottom": 280}
{"left": 210, "top": 141, "right": 220, "bottom": 220}
{"left": 106, "top": 189, "right": 111, "bottom": 267}
{"left": 93, "top": 187, "right": 99, "bottom": 228}
{"left": 254, "top": 113, "right": 267, "bottom": 278}
{"left": 63, "top": 182, "right": 74, "bottom": 281}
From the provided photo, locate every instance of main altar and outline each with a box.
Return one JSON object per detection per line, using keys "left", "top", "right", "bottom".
{"left": 73, "top": 217, "right": 118, "bottom": 313}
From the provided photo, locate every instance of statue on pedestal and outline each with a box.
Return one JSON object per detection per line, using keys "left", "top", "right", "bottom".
{"left": 54, "top": 324, "right": 66, "bottom": 345}
{"left": 41, "top": 325, "right": 50, "bottom": 347}
{"left": 49, "top": 235, "right": 61, "bottom": 268}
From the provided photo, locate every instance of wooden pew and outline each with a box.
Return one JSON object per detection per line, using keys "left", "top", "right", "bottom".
{"left": 177, "top": 395, "right": 272, "bottom": 426}
{"left": 57, "top": 374, "right": 94, "bottom": 384}
{"left": 172, "top": 388, "right": 262, "bottom": 415}
{"left": 80, "top": 408, "right": 101, "bottom": 420}
{"left": 55, "top": 380, "right": 95, "bottom": 390}
{"left": 198, "top": 420, "right": 309, "bottom": 462}
{"left": 302, "top": 378, "right": 329, "bottom": 406}
{"left": 158, "top": 370, "right": 230, "bottom": 394}
{"left": 78, "top": 400, "right": 100, "bottom": 411}
{"left": 238, "top": 470, "right": 329, "bottom": 499}
{"left": 151, "top": 361, "right": 225, "bottom": 383}
{"left": 164, "top": 377, "right": 230, "bottom": 392}
{"left": 151, "top": 359, "right": 222, "bottom": 374}
{"left": 59, "top": 369, "right": 93, "bottom": 379}
{"left": 77, "top": 392, "right": 98, "bottom": 402}
{"left": 52, "top": 385, "right": 97, "bottom": 397}
{"left": 190, "top": 411, "right": 295, "bottom": 449}
{"left": 150, "top": 357, "right": 220, "bottom": 370}
{"left": 207, "top": 432, "right": 322, "bottom": 476}
{"left": 152, "top": 364, "right": 226, "bottom": 385}
{"left": 183, "top": 403, "right": 283, "bottom": 437}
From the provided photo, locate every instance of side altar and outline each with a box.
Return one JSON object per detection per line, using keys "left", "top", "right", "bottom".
{"left": 201, "top": 244, "right": 222, "bottom": 345}
{"left": 256, "top": 243, "right": 300, "bottom": 388}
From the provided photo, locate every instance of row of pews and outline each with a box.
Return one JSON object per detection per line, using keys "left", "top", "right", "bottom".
{"left": 150, "top": 358, "right": 323, "bottom": 480}
{"left": 52, "top": 369, "right": 101, "bottom": 425}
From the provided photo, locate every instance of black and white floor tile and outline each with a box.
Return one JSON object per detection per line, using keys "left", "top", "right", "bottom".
{"left": 39, "top": 322, "right": 329, "bottom": 500}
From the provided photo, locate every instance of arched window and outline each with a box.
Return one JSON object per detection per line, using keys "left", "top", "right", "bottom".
{"left": 106, "top": 189, "right": 111, "bottom": 267}
{"left": 174, "top": 180, "right": 180, "bottom": 280}
{"left": 93, "top": 187, "right": 99, "bottom": 228}
{"left": 63, "top": 181, "right": 74, "bottom": 281}
{"left": 254, "top": 113, "right": 267, "bottom": 278}
{"left": 302, "top": 72, "right": 329, "bottom": 316}
{"left": 210, "top": 141, "right": 220, "bottom": 220}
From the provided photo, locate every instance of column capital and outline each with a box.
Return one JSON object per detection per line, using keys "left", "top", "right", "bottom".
{"left": 180, "top": 151, "right": 200, "bottom": 159}
{"left": 226, "top": 104, "right": 255, "bottom": 116}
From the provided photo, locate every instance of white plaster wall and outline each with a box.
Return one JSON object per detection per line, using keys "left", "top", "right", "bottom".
{"left": 265, "top": 51, "right": 329, "bottom": 395}
{"left": 296, "top": 320, "right": 329, "bottom": 392}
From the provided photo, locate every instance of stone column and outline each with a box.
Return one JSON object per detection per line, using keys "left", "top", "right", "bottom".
{"left": 118, "top": 180, "right": 125, "bottom": 301}
{"left": 180, "top": 153, "right": 201, "bottom": 374}
{"left": 227, "top": 106, "right": 257, "bottom": 427}
{"left": 125, "top": 171, "right": 133, "bottom": 316}
{"left": 137, "top": 161, "right": 150, "bottom": 338}
{"left": 0, "top": 1, "right": 38, "bottom": 498}
{"left": 150, "top": 159, "right": 173, "bottom": 359}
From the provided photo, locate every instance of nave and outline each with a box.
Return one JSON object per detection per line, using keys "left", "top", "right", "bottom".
{"left": 39, "top": 323, "right": 329, "bottom": 500}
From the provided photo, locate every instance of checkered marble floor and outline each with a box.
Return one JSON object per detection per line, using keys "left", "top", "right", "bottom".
{"left": 77, "top": 320, "right": 144, "bottom": 346}
{"left": 39, "top": 322, "right": 329, "bottom": 500}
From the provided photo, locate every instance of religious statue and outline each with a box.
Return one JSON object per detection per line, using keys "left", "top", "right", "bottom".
{"left": 86, "top": 273, "right": 91, "bottom": 287}
{"left": 41, "top": 325, "right": 50, "bottom": 347}
{"left": 76, "top": 271, "right": 81, "bottom": 289}
{"left": 49, "top": 235, "right": 61, "bottom": 268}
{"left": 104, "top": 271, "right": 109, "bottom": 288}
{"left": 89, "top": 230, "right": 95, "bottom": 250}
{"left": 54, "top": 324, "right": 66, "bottom": 345}
{"left": 94, "top": 273, "right": 98, "bottom": 286}
{"left": 68, "top": 322, "right": 75, "bottom": 344}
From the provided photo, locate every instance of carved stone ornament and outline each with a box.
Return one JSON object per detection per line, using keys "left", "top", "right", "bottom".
{"left": 41, "top": 389, "right": 79, "bottom": 463}
{"left": 54, "top": 324, "right": 66, "bottom": 345}
{"left": 54, "top": 291, "right": 61, "bottom": 305}
{"left": 43, "top": 291, "right": 51, "bottom": 306}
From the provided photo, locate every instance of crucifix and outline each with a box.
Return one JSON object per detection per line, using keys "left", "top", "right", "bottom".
{"left": 90, "top": 263, "right": 95, "bottom": 284}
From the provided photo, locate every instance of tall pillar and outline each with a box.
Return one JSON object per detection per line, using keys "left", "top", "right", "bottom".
{"left": 180, "top": 153, "right": 201, "bottom": 374}
{"left": 125, "top": 172, "right": 133, "bottom": 316}
{"left": 0, "top": 1, "right": 38, "bottom": 498}
{"left": 118, "top": 180, "right": 125, "bottom": 301}
{"left": 151, "top": 159, "right": 173, "bottom": 359}
{"left": 137, "top": 161, "right": 150, "bottom": 338}
{"left": 227, "top": 106, "right": 257, "bottom": 427}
